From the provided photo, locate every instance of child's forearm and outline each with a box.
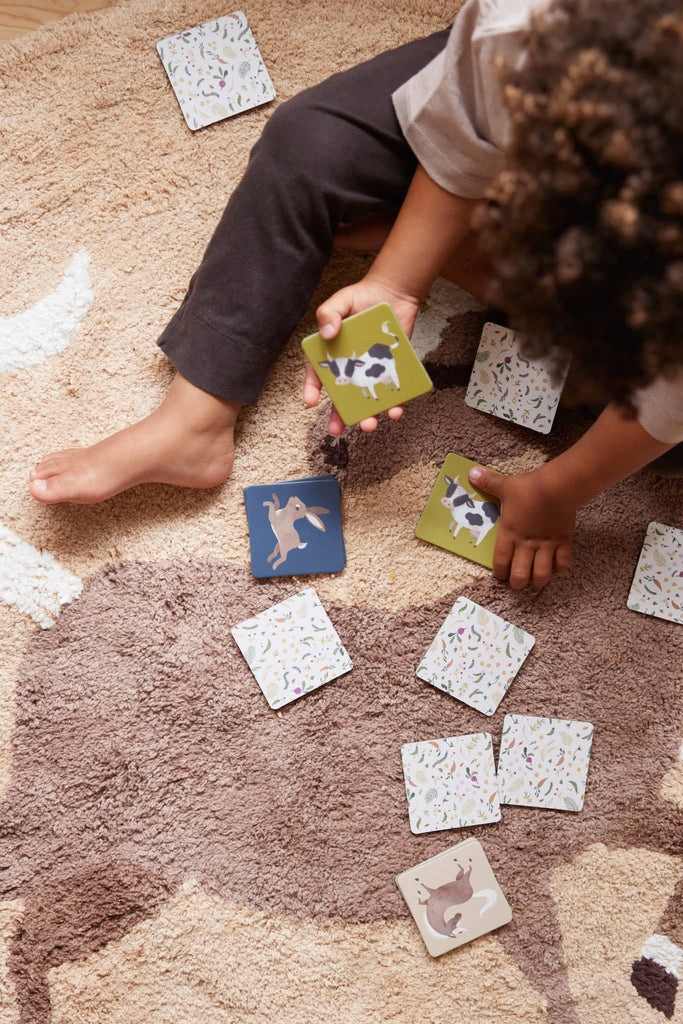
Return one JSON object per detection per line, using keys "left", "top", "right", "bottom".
{"left": 536, "top": 403, "right": 676, "bottom": 506}
{"left": 368, "top": 164, "right": 481, "bottom": 300}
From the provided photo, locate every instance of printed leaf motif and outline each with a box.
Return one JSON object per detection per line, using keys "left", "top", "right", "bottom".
{"left": 564, "top": 796, "right": 580, "bottom": 812}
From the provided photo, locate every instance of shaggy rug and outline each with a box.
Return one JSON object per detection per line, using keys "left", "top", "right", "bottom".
{"left": 0, "top": 1, "right": 681, "bottom": 1022}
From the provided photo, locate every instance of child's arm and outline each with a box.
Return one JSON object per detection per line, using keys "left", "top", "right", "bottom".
{"left": 304, "top": 164, "right": 481, "bottom": 435}
{"left": 468, "top": 404, "right": 677, "bottom": 590}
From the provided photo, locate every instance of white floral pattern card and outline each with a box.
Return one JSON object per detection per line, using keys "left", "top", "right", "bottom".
{"left": 465, "top": 322, "right": 571, "bottom": 434}
{"left": 416, "top": 597, "right": 535, "bottom": 716}
{"left": 497, "top": 714, "right": 594, "bottom": 811}
{"left": 157, "top": 11, "right": 276, "bottom": 131}
{"left": 401, "top": 733, "right": 501, "bottom": 834}
{"left": 396, "top": 838, "right": 512, "bottom": 957}
{"left": 627, "top": 521, "right": 683, "bottom": 625}
{"left": 231, "top": 588, "right": 352, "bottom": 709}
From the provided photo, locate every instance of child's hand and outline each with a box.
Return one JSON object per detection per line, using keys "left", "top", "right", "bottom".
{"left": 468, "top": 466, "right": 576, "bottom": 590}
{"left": 303, "top": 275, "right": 421, "bottom": 435}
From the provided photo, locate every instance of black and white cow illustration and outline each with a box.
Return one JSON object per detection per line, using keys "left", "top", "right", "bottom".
{"left": 318, "top": 321, "right": 401, "bottom": 400}
{"left": 441, "top": 474, "right": 500, "bottom": 546}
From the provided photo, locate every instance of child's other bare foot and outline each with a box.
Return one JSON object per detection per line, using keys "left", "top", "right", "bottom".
{"left": 29, "top": 374, "right": 240, "bottom": 504}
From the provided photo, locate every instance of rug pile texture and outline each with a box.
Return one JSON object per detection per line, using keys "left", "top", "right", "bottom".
{"left": 0, "top": 0, "right": 681, "bottom": 1021}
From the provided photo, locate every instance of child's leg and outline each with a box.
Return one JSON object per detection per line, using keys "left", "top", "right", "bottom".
{"left": 30, "top": 28, "right": 450, "bottom": 504}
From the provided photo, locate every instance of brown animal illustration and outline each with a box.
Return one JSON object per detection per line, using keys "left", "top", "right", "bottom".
{"left": 416, "top": 858, "right": 497, "bottom": 938}
{"left": 262, "top": 493, "right": 330, "bottom": 569}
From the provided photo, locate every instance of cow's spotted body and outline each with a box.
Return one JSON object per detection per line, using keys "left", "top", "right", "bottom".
{"left": 441, "top": 474, "right": 500, "bottom": 547}
{"left": 318, "top": 325, "right": 402, "bottom": 400}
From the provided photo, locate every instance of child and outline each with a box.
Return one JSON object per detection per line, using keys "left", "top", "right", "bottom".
{"left": 29, "top": 0, "right": 683, "bottom": 591}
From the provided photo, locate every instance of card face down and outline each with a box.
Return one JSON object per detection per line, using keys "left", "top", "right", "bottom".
{"left": 497, "top": 714, "right": 594, "bottom": 812}
{"left": 417, "top": 597, "right": 535, "bottom": 716}
{"left": 401, "top": 733, "right": 500, "bottom": 834}
{"left": 231, "top": 588, "right": 352, "bottom": 709}
{"left": 301, "top": 303, "right": 433, "bottom": 425}
{"left": 157, "top": 11, "right": 276, "bottom": 131}
{"left": 244, "top": 475, "right": 346, "bottom": 578}
{"left": 465, "top": 322, "right": 571, "bottom": 434}
{"left": 396, "top": 838, "right": 512, "bottom": 957}
{"left": 415, "top": 453, "right": 501, "bottom": 569}
{"left": 627, "top": 521, "right": 683, "bottom": 625}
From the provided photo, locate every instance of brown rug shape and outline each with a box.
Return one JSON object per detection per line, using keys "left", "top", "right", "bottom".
{"left": 0, "top": 0, "right": 682, "bottom": 1022}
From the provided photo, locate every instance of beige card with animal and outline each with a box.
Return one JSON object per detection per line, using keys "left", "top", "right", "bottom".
{"left": 396, "top": 838, "right": 512, "bottom": 957}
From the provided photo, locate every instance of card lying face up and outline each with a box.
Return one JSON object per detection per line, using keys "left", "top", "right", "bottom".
{"left": 301, "top": 303, "right": 433, "bottom": 425}
{"left": 627, "top": 521, "right": 683, "bottom": 625}
{"left": 401, "top": 732, "right": 501, "bottom": 834}
{"left": 396, "top": 838, "right": 512, "bottom": 957}
{"left": 231, "top": 588, "right": 352, "bottom": 709}
{"left": 465, "top": 322, "right": 571, "bottom": 434}
{"left": 497, "top": 714, "right": 594, "bottom": 811}
{"left": 417, "top": 597, "right": 535, "bottom": 716}
{"left": 244, "top": 475, "right": 346, "bottom": 578}
{"left": 415, "top": 453, "right": 501, "bottom": 569}
{"left": 157, "top": 11, "right": 276, "bottom": 131}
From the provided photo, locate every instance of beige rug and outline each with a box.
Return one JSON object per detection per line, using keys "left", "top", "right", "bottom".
{"left": 0, "top": 1, "right": 682, "bottom": 1021}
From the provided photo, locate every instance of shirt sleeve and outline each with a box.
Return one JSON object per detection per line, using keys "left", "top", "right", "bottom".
{"left": 391, "top": 0, "right": 534, "bottom": 198}
{"left": 634, "top": 367, "right": 683, "bottom": 445}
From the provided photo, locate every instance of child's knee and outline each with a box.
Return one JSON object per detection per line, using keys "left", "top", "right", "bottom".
{"left": 257, "top": 92, "right": 349, "bottom": 184}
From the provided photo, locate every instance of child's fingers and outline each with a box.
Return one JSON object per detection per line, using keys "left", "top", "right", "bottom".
{"left": 554, "top": 542, "right": 572, "bottom": 574}
{"left": 303, "top": 365, "right": 323, "bottom": 407}
{"left": 387, "top": 405, "right": 404, "bottom": 420}
{"left": 508, "top": 544, "right": 535, "bottom": 590}
{"left": 359, "top": 415, "right": 379, "bottom": 432}
{"left": 531, "top": 545, "right": 554, "bottom": 589}
{"left": 316, "top": 285, "right": 356, "bottom": 339}
{"left": 327, "top": 408, "right": 346, "bottom": 435}
{"left": 492, "top": 531, "right": 515, "bottom": 581}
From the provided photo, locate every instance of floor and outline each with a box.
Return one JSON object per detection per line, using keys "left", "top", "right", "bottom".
{"left": 0, "top": 0, "right": 116, "bottom": 42}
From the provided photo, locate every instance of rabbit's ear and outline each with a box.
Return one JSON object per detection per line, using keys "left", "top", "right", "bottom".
{"left": 306, "top": 506, "right": 330, "bottom": 516}
{"left": 305, "top": 512, "right": 327, "bottom": 532}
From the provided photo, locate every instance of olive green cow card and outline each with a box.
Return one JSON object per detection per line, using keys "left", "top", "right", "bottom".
{"left": 415, "top": 454, "right": 501, "bottom": 569}
{"left": 301, "top": 303, "right": 433, "bottom": 425}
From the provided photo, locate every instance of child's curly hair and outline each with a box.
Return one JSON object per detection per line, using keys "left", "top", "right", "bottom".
{"left": 479, "top": 0, "right": 683, "bottom": 407}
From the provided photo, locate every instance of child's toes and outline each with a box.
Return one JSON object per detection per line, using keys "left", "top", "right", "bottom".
{"left": 30, "top": 470, "right": 83, "bottom": 504}
{"left": 30, "top": 457, "right": 61, "bottom": 481}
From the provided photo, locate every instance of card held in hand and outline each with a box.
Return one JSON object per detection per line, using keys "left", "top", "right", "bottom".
{"left": 415, "top": 453, "right": 501, "bottom": 569}
{"left": 301, "top": 303, "right": 432, "bottom": 425}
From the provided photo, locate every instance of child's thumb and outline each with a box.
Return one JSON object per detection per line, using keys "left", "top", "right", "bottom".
{"left": 316, "top": 286, "right": 355, "bottom": 340}
{"left": 468, "top": 465, "right": 505, "bottom": 498}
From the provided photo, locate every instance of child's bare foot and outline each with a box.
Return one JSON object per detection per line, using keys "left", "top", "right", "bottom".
{"left": 29, "top": 374, "right": 240, "bottom": 504}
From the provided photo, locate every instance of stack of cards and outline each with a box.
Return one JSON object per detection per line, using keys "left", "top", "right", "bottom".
{"left": 244, "top": 475, "right": 346, "bottom": 578}
{"left": 401, "top": 733, "right": 501, "bottom": 834}
{"left": 465, "top": 322, "right": 571, "bottom": 434}
{"left": 416, "top": 598, "right": 535, "bottom": 715}
{"left": 415, "top": 453, "right": 501, "bottom": 568}
{"left": 157, "top": 11, "right": 276, "bottom": 131}
{"left": 301, "top": 303, "right": 433, "bottom": 425}
{"left": 627, "top": 521, "right": 683, "bottom": 624}
{"left": 231, "top": 588, "right": 352, "bottom": 709}
{"left": 396, "top": 839, "right": 512, "bottom": 957}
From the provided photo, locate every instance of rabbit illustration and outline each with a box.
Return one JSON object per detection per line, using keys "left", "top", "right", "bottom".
{"left": 262, "top": 493, "right": 330, "bottom": 570}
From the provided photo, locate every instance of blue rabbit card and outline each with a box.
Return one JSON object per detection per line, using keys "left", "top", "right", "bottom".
{"left": 244, "top": 475, "right": 346, "bottom": 578}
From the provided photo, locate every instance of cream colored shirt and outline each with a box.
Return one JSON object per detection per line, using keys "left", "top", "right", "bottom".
{"left": 392, "top": 0, "right": 683, "bottom": 445}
